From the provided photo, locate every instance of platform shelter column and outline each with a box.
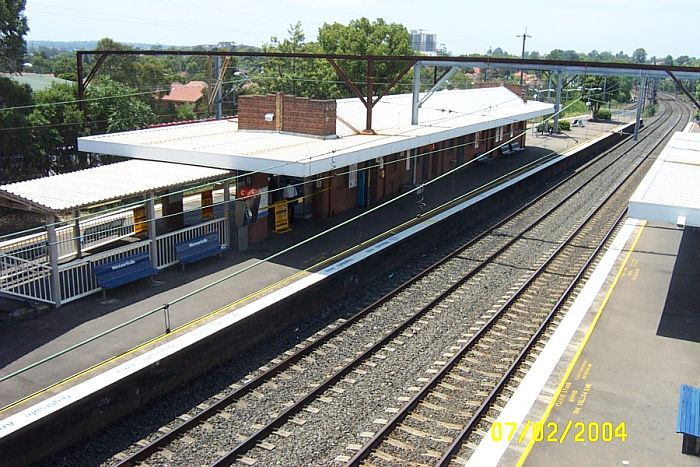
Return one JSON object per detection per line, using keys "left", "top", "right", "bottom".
{"left": 146, "top": 193, "right": 157, "bottom": 268}
{"left": 223, "top": 180, "right": 231, "bottom": 247}
{"left": 411, "top": 62, "right": 421, "bottom": 125}
{"left": 73, "top": 209, "right": 82, "bottom": 259}
{"left": 46, "top": 214, "right": 61, "bottom": 308}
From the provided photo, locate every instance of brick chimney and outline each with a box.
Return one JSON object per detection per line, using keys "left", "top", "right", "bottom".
{"left": 238, "top": 94, "right": 336, "bottom": 137}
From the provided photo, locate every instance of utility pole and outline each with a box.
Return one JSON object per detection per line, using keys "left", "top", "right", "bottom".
{"left": 516, "top": 27, "right": 532, "bottom": 86}
{"left": 215, "top": 56, "right": 222, "bottom": 120}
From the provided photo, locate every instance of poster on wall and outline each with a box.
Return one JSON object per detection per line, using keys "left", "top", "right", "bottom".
{"left": 349, "top": 164, "right": 358, "bottom": 188}
{"left": 258, "top": 186, "right": 269, "bottom": 218}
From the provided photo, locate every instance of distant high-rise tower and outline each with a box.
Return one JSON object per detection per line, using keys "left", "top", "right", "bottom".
{"left": 410, "top": 29, "right": 437, "bottom": 54}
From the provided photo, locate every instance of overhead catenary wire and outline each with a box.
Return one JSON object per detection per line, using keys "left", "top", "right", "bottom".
{"left": 0, "top": 95, "right": 594, "bottom": 389}
{"left": 0, "top": 89, "right": 551, "bottom": 240}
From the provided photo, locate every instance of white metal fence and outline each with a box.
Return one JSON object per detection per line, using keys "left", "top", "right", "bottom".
{"left": 59, "top": 241, "right": 152, "bottom": 304}
{"left": 1, "top": 218, "right": 228, "bottom": 306}
{"left": 0, "top": 253, "right": 53, "bottom": 303}
{"left": 155, "top": 218, "right": 227, "bottom": 269}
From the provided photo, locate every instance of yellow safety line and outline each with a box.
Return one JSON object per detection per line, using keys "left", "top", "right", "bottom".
{"left": 0, "top": 268, "right": 310, "bottom": 415}
{"left": 0, "top": 190, "right": 480, "bottom": 413}
{"left": 0, "top": 219, "right": 411, "bottom": 415}
{"left": 515, "top": 220, "right": 646, "bottom": 466}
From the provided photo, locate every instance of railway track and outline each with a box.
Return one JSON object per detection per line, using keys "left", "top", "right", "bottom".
{"left": 91, "top": 98, "right": 687, "bottom": 467}
{"left": 346, "top": 99, "right": 690, "bottom": 466}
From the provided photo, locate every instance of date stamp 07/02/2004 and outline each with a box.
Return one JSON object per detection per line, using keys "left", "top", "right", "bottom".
{"left": 490, "top": 421, "right": 628, "bottom": 444}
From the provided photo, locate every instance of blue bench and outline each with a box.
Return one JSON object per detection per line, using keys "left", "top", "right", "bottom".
{"left": 94, "top": 253, "right": 157, "bottom": 297}
{"left": 511, "top": 142, "right": 525, "bottom": 152}
{"left": 499, "top": 144, "right": 514, "bottom": 155}
{"left": 175, "top": 233, "right": 222, "bottom": 270}
{"left": 677, "top": 384, "right": 700, "bottom": 456}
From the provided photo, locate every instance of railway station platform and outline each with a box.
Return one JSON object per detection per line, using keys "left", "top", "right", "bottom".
{"left": 516, "top": 221, "right": 700, "bottom": 467}
{"left": 471, "top": 220, "right": 700, "bottom": 467}
{"left": 466, "top": 125, "right": 700, "bottom": 466}
{"left": 0, "top": 117, "right": 629, "bottom": 420}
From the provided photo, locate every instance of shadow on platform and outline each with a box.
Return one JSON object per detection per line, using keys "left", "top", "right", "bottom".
{"left": 657, "top": 227, "right": 700, "bottom": 343}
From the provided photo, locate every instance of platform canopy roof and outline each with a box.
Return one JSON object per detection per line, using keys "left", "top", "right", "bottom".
{"left": 629, "top": 129, "right": 700, "bottom": 227}
{"left": 78, "top": 87, "right": 554, "bottom": 179}
{"left": 0, "top": 160, "right": 230, "bottom": 215}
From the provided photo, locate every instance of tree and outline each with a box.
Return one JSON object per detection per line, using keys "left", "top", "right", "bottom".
{"left": 0, "top": 0, "right": 29, "bottom": 72}
{"left": 91, "top": 38, "right": 138, "bottom": 86}
{"left": 598, "top": 51, "right": 615, "bottom": 62}
{"left": 0, "top": 77, "right": 42, "bottom": 182}
{"left": 175, "top": 102, "right": 197, "bottom": 121}
{"left": 28, "top": 82, "right": 87, "bottom": 173}
{"left": 318, "top": 17, "right": 413, "bottom": 97}
{"left": 632, "top": 48, "right": 647, "bottom": 64}
{"left": 51, "top": 53, "right": 79, "bottom": 81}
{"left": 615, "top": 50, "right": 629, "bottom": 61}
{"left": 676, "top": 55, "right": 691, "bottom": 66}
{"left": 86, "top": 78, "right": 156, "bottom": 135}
{"left": 582, "top": 75, "right": 631, "bottom": 119}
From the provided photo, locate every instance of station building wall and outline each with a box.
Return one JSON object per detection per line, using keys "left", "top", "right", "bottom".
{"left": 285, "top": 120, "right": 530, "bottom": 223}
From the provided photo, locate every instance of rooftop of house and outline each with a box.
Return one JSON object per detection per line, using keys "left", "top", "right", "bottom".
{"left": 161, "top": 81, "right": 208, "bottom": 103}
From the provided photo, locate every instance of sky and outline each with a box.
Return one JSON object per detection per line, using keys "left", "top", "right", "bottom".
{"left": 24, "top": 0, "right": 700, "bottom": 59}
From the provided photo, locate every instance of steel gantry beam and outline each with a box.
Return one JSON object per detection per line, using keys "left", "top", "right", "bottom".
{"left": 76, "top": 50, "right": 700, "bottom": 125}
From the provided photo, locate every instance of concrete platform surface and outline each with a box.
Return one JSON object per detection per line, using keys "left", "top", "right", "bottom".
{"left": 0, "top": 117, "right": 628, "bottom": 416}
{"left": 511, "top": 222, "right": 700, "bottom": 467}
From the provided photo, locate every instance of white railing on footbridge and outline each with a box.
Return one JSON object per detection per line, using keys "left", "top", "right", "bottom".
{"left": 0, "top": 253, "right": 53, "bottom": 304}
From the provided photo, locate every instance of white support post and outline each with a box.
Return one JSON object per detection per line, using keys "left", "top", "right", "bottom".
{"left": 223, "top": 180, "right": 231, "bottom": 248}
{"left": 147, "top": 193, "right": 157, "bottom": 268}
{"left": 411, "top": 62, "right": 421, "bottom": 125}
{"left": 46, "top": 214, "right": 61, "bottom": 308}
{"left": 73, "top": 209, "right": 82, "bottom": 259}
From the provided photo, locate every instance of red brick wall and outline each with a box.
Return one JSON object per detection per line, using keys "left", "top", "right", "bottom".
{"left": 243, "top": 172, "right": 270, "bottom": 244}
{"left": 282, "top": 96, "right": 336, "bottom": 136}
{"left": 311, "top": 170, "right": 357, "bottom": 219}
{"left": 238, "top": 95, "right": 276, "bottom": 131}
{"left": 238, "top": 94, "right": 336, "bottom": 137}
{"left": 473, "top": 82, "right": 526, "bottom": 102}
{"left": 504, "top": 83, "right": 527, "bottom": 102}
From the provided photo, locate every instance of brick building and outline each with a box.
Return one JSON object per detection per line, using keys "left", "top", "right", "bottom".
{"left": 79, "top": 86, "right": 553, "bottom": 246}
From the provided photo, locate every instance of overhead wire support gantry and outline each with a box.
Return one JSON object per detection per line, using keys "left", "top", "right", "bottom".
{"left": 76, "top": 50, "right": 700, "bottom": 133}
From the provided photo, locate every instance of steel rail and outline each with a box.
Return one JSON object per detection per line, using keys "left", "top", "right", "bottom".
{"left": 436, "top": 98, "right": 690, "bottom": 466}
{"left": 210, "top": 102, "right": 676, "bottom": 467}
{"left": 118, "top": 103, "right": 671, "bottom": 466}
{"left": 346, "top": 99, "right": 687, "bottom": 466}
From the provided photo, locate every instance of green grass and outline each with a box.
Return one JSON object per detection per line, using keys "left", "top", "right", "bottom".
{"left": 560, "top": 100, "right": 589, "bottom": 117}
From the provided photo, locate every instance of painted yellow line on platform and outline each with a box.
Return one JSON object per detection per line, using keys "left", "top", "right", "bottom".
{"left": 515, "top": 220, "right": 645, "bottom": 467}
{"left": 0, "top": 213, "right": 406, "bottom": 415}
{"left": 0, "top": 267, "right": 311, "bottom": 415}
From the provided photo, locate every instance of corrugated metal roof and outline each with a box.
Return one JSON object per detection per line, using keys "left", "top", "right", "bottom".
{"left": 78, "top": 87, "right": 554, "bottom": 178}
{"left": 629, "top": 131, "right": 700, "bottom": 227}
{"left": 0, "top": 160, "right": 230, "bottom": 214}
